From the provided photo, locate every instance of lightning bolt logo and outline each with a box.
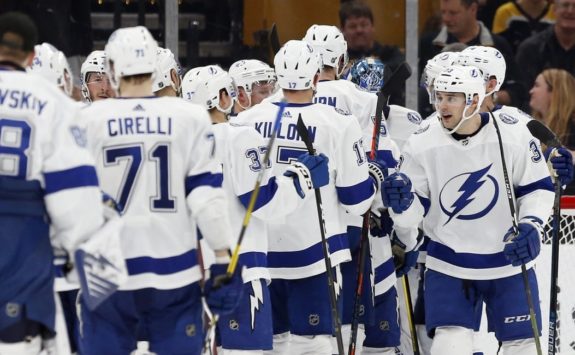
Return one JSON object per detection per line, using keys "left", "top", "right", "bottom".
{"left": 249, "top": 280, "right": 264, "bottom": 331}
{"left": 440, "top": 164, "right": 499, "bottom": 225}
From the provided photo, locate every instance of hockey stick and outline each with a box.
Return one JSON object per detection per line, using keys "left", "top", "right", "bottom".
{"left": 490, "top": 111, "right": 542, "bottom": 355}
{"left": 222, "top": 99, "right": 288, "bottom": 283}
{"left": 526, "top": 120, "right": 562, "bottom": 355}
{"left": 348, "top": 61, "right": 416, "bottom": 355}
{"left": 296, "top": 114, "right": 345, "bottom": 355}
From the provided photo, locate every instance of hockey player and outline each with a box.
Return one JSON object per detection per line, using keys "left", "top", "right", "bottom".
{"left": 153, "top": 47, "right": 181, "bottom": 97}
{"left": 234, "top": 39, "right": 380, "bottom": 354}
{"left": 80, "top": 50, "right": 115, "bottom": 102}
{"left": 228, "top": 59, "right": 277, "bottom": 114}
{"left": 382, "top": 64, "right": 554, "bottom": 355}
{"left": 0, "top": 12, "right": 104, "bottom": 354}
{"left": 80, "top": 26, "right": 242, "bottom": 354}
{"left": 182, "top": 64, "right": 329, "bottom": 354}
{"left": 27, "top": 42, "right": 74, "bottom": 97}
{"left": 302, "top": 24, "right": 421, "bottom": 354}
{"left": 456, "top": 46, "right": 574, "bottom": 189}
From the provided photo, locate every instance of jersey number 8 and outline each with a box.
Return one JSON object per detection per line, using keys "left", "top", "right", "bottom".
{"left": 0, "top": 118, "right": 32, "bottom": 179}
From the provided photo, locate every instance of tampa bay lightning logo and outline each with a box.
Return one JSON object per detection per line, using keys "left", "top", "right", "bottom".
{"left": 499, "top": 113, "right": 518, "bottom": 124}
{"left": 439, "top": 164, "right": 499, "bottom": 225}
{"left": 407, "top": 112, "right": 422, "bottom": 124}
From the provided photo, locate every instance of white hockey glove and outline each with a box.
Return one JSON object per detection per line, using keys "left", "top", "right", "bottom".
{"left": 75, "top": 216, "right": 128, "bottom": 310}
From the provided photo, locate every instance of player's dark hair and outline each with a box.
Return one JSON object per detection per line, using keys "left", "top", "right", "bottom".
{"left": 339, "top": 1, "right": 374, "bottom": 28}
{"left": 0, "top": 12, "right": 38, "bottom": 53}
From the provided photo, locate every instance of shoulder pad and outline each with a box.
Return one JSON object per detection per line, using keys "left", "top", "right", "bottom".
{"left": 517, "top": 108, "right": 534, "bottom": 120}
{"left": 498, "top": 112, "right": 519, "bottom": 125}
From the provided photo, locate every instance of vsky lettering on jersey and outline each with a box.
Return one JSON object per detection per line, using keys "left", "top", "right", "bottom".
{"left": 107, "top": 116, "right": 172, "bottom": 137}
{"left": 0, "top": 89, "right": 47, "bottom": 115}
{"left": 313, "top": 96, "right": 337, "bottom": 107}
{"left": 254, "top": 121, "right": 316, "bottom": 142}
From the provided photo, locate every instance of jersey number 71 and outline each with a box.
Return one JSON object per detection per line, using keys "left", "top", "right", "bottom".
{"left": 104, "top": 142, "right": 175, "bottom": 213}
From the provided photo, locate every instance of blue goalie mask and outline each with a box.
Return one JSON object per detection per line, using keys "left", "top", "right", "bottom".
{"left": 347, "top": 57, "right": 385, "bottom": 93}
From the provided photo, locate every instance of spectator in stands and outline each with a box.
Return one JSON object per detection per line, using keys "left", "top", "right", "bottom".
{"left": 529, "top": 68, "right": 575, "bottom": 193}
{"left": 419, "top": 0, "right": 524, "bottom": 108}
{"left": 492, "top": 0, "right": 555, "bottom": 53}
{"left": 477, "top": 0, "right": 509, "bottom": 30}
{"left": 530, "top": 69, "right": 575, "bottom": 148}
{"left": 339, "top": 0, "right": 405, "bottom": 105}
{"left": 516, "top": 0, "right": 575, "bottom": 92}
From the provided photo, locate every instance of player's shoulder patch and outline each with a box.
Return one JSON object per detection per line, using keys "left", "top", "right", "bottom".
{"left": 69, "top": 125, "right": 87, "bottom": 147}
{"left": 407, "top": 111, "right": 422, "bottom": 125}
{"left": 498, "top": 112, "right": 519, "bottom": 124}
{"left": 414, "top": 122, "right": 430, "bottom": 134}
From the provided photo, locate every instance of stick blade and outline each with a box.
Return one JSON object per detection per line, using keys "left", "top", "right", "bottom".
{"left": 526, "top": 120, "right": 561, "bottom": 148}
{"left": 381, "top": 61, "right": 412, "bottom": 96}
{"left": 269, "top": 23, "right": 281, "bottom": 54}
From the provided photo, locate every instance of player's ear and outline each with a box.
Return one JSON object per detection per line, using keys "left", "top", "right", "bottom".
{"left": 24, "top": 51, "right": 35, "bottom": 68}
{"left": 170, "top": 69, "right": 181, "bottom": 90}
{"left": 487, "top": 77, "right": 497, "bottom": 93}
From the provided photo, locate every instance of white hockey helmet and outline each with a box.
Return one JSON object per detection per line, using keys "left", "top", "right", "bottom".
{"left": 456, "top": 46, "right": 506, "bottom": 96}
{"left": 104, "top": 26, "right": 158, "bottom": 91}
{"left": 433, "top": 65, "right": 486, "bottom": 134}
{"left": 303, "top": 24, "right": 348, "bottom": 78}
{"left": 152, "top": 47, "right": 181, "bottom": 94}
{"left": 80, "top": 50, "right": 107, "bottom": 101}
{"left": 422, "top": 51, "right": 460, "bottom": 102}
{"left": 28, "top": 42, "right": 73, "bottom": 96}
{"left": 229, "top": 59, "right": 276, "bottom": 93}
{"left": 181, "top": 65, "right": 237, "bottom": 113}
{"left": 274, "top": 40, "right": 321, "bottom": 91}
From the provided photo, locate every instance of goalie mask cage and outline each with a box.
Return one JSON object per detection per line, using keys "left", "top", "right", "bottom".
{"left": 538, "top": 195, "right": 575, "bottom": 354}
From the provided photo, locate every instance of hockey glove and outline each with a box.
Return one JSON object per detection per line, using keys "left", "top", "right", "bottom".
{"left": 381, "top": 172, "right": 414, "bottom": 214}
{"left": 284, "top": 153, "right": 329, "bottom": 198}
{"left": 204, "top": 263, "right": 244, "bottom": 316}
{"left": 367, "top": 159, "right": 387, "bottom": 192}
{"left": 545, "top": 147, "right": 574, "bottom": 188}
{"left": 391, "top": 232, "right": 419, "bottom": 277}
{"left": 503, "top": 220, "right": 543, "bottom": 266}
{"left": 369, "top": 209, "right": 394, "bottom": 238}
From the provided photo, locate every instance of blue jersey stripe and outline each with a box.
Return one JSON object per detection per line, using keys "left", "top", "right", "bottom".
{"left": 126, "top": 249, "right": 198, "bottom": 276}
{"left": 268, "top": 233, "right": 348, "bottom": 268}
{"left": 374, "top": 258, "right": 395, "bottom": 284}
{"left": 44, "top": 165, "right": 99, "bottom": 195}
{"left": 366, "top": 150, "right": 397, "bottom": 168}
{"left": 238, "top": 251, "right": 267, "bottom": 269}
{"left": 337, "top": 178, "right": 375, "bottom": 206}
{"left": 238, "top": 176, "right": 278, "bottom": 212}
{"left": 515, "top": 176, "right": 553, "bottom": 198}
{"left": 427, "top": 240, "right": 510, "bottom": 269}
{"left": 185, "top": 172, "right": 223, "bottom": 196}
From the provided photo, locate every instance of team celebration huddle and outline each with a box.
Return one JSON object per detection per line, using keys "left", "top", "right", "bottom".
{"left": 1, "top": 0, "right": 574, "bottom": 354}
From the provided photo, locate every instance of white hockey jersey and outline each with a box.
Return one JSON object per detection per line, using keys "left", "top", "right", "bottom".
{"left": 82, "top": 97, "right": 232, "bottom": 290}
{"left": 234, "top": 101, "right": 375, "bottom": 279}
{"left": 0, "top": 69, "right": 104, "bottom": 251}
{"left": 312, "top": 79, "right": 418, "bottom": 295}
{"left": 210, "top": 122, "right": 305, "bottom": 282}
{"left": 399, "top": 112, "right": 554, "bottom": 280}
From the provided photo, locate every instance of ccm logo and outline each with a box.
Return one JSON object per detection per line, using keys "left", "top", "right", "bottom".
{"left": 504, "top": 315, "right": 531, "bottom": 323}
